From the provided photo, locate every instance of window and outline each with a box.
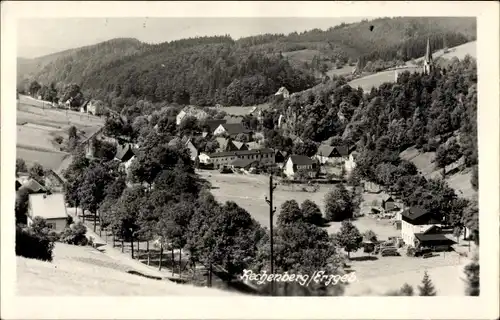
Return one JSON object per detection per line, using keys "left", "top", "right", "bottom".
{"left": 47, "top": 223, "right": 56, "bottom": 229}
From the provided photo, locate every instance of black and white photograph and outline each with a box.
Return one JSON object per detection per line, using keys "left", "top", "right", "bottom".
{"left": 1, "top": 1, "right": 499, "bottom": 319}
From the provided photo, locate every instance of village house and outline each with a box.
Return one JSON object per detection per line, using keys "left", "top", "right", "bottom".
{"left": 213, "top": 123, "right": 252, "bottom": 140}
{"left": 344, "top": 150, "right": 358, "bottom": 173}
{"left": 215, "top": 137, "right": 249, "bottom": 153}
{"left": 114, "top": 143, "right": 135, "bottom": 163}
{"left": 283, "top": 155, "right": 317, "bottom": 179}
{"left": 315, "top": 144, "right": 350, "bottom": 165}
{"left": 274, "top": 150, "right": 287, "bottom": 167}
{"left": 176, "top": 106, "right": 209, "bottom": 125}
{"left": 400, "top": 207, "right": 452, "bottom": 251}
{"left": 382, "top": 195, "right": 397, "bottom": 211}
{"left": 201, "top": 119, "right": 227, "bottom": 136}
{"left": 230, "top": 158, "right": 260, "bottom": 171}
{"left": 27, "top": 193, "right": 69, "bottom": 232}
{"left": 19, "top": 178, "right": 46, "bottom": 194}
{"left": 185, "top": 138, "right": 199, "bottom": 162}
{"left": 198, "top": 152, "right": 211, "bottom": 164}
{"left": 275, "top": 86, "right": 290, "bottom": 99}
{"left": 207, "top": 148, "right": 275, "bottom": 169}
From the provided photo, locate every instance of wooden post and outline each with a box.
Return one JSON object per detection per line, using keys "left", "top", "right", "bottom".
{"left": 171, "top": 248, "right": 175, "bottom": 277}
{"left": 179, "top": 248, "right": 182, "bottom": 279}
{"left": 147, "top": 241, "right": 150, "bottom": 266}
{"left": 159, "top": 243, "right": 163, "bottom": 271}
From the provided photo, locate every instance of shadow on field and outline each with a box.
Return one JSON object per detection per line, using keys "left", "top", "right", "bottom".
{"left": 349, "top": 256, "right": 379, "bottom": 262}
{"left": 127, "top": 270, "right": 163, "bottom": 281}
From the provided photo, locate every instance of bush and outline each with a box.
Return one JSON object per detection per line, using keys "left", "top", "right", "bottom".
{"left": 406, "top": 246, "right": 416, "bottom": 257}
{"left": 16, "top": 226, "right": 55, "bottom": 261}
{"left": 59, "top": 222, "right": 89, "bottom": 246}
{"left": 53, "top": 135, "right": 64, "bottom": 144}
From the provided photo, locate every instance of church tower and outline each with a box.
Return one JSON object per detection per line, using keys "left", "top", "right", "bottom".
{"left": 423, "top": 38, "right": 434, "bottom": 74}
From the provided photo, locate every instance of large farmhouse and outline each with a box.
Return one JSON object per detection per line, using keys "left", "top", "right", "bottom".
{"left": 400, "top": 206, "right": 453, "bottom": 251}
{"left": 206, "top": 148, "right": 275, "bottom": 169}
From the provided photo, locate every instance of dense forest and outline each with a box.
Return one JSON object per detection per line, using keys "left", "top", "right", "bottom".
{"left": 18, "top": 17, "right": 475, "bottom": 108}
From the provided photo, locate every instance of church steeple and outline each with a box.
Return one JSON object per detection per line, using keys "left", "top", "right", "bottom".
{"left": 423, "top": 38, "right": 433, "bottom": 74}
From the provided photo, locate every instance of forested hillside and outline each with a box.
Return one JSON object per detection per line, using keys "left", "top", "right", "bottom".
{"left": 17, "top": 17, "right": 475, "bottom": 108}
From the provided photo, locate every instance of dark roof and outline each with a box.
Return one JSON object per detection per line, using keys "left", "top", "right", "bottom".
{"left": 231, "top": 158, "right": 259, "bottom": 168}
{"left": 383, "top": 196, "right": 395, "bottom": 202}
{"left": 316, "top": 145, "right": 335, "bottom": 157}
{"left": 203, "top": 119, "right": 227, "bottom": 132}
{"left": 288, "top": 155, "right": 313, "bottom": 166}
{"left": 401, "top": 206, "right": 428, "bottom": 221}
{"left": 414, "top": 233, "right": 455, "bottom": 244}
{"left": 115, "top": 143, "right": 135, "bottom": 161}
{"left": 401, "top": 207, "right": 444, "bottom": 225}
{"left": 316, "top": 144, "right": 349, "bottom": 157}
{"left": 219, "top": 123, "right": 251, "bottom": 135}
{"left": 208, "top": 148, "right": 274, "bottom": 158}
{"left": 334, "top": 145, "right": 349, "bottom": 157}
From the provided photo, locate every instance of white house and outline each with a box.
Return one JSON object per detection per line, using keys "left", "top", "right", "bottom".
{"left": 213, "top": 123, "right": 252, "bottom": 140}
{"left": 400, "top": 206, "right": 451, "bottom": 249}
{"left": 275, "top": 87, "right": 290, "bottom": 99}
{"left": 198, "top": 152, "right": 211, "bottom": 164}
{"left": 344, "top": 151, "right": 359, "bottom": 173}
{"left": 283, "top": 155, "right": 316, "bottom": 179}
{"left": 27, "top": 193, "right": 69, "bottom": 232}
{"left": 176, "top": 110, "right": 187, "bottom": 125}
{"left": 315, "top": 145, "right": 349, "bottom": 165}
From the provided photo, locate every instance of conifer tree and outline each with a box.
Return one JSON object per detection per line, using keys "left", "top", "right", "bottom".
{"left": 463, "top": 251, "right": 479, "bottom": 296}
{"left": 418, "top": 271, "right": 437, "bottom": 296}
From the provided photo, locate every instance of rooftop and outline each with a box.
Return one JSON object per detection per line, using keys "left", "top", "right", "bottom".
{"left": 288, "top": 155, "right": 314, "bottom": 166}
{"left": 208, "top": 148, "right": 274, "bottom": 158}
{"left": 218, "top": 123, "right": 251, "bottom": 135}
{"left": 28, "top": 193, "right": 68, "bottom": 220}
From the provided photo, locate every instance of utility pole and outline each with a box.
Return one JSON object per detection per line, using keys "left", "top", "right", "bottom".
{"left": 265, "top": 174, "right": 277, "bottom": 296}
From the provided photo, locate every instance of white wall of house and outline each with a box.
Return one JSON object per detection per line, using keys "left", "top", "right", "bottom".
{"left": 176, "top": 111, "right": 186, "bottom": 125}
{"left": 401, "top": 221, "right": 437, "bottom": 246}
{"left": 345, "top": 154, "right": 357, "bottom": 172}
{"left": 315, "top": 155, "right": 344, "bottom": 165}
{"left": 284, "top": 159, "right": 313, "bottom": 178}
{"left": 198, "top": 153, "right": 211, "bottom": 164}
{"left": 284, "top": 158, "right": 295, "bottom": 178}
{"left": 213, "top": 125, "right": 226, "bottom": 136}
{"left": 27, "top": 216, "right": 67, "bottom": 232}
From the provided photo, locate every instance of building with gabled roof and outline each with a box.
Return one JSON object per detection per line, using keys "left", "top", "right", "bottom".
{"left": 400, "top": 206, "right": 446, "bottom": 247}
{"left": 27, "top": 193, "right": 69, "bottom": 231}
{"left": 283, "top": 155, "right": 317, "bottom": 178}
{"left": 114, "top": 143, "right": 135, "bottom": 162}
{"left": 213, "top": 123, "right": 252, "bottom": 140}
{"left": 275, "top": 87, "right": 290, "bottom": 99}
{"left": 207, "top": 148, "right": 275, "bottom": 169}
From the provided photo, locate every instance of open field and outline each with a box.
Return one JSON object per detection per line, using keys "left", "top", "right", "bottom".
{"left": 17, "top": 242, "right": 236, "bottom": 296}
{"left": 198, "top": 170, "right": 399, "bottom": 239}
{"left": 415, "top": 40, "right": 477, "bottom": 63}
{"left": 347, "top": 41, "right": 476, "bottom": 92}
{"left": 198, "top": 170, "right": 467, "bottom": 294}
{"left": 347, "top": 66, "right": 421, "bottom": 91}
{"left": 345, "top": 260, "right": 468, "bottom": 296}
{"left": 16, "top": 95, "right": 104, "bottom": 171}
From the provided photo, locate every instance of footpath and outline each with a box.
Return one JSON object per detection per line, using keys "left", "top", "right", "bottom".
{"left": 66, "top": 208, "right": 179, "bottom": 280}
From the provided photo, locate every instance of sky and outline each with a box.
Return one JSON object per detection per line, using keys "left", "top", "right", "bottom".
{"left": 17, "top": 17, "right": 368, "bottom": 58}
